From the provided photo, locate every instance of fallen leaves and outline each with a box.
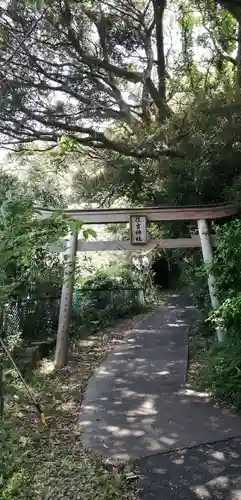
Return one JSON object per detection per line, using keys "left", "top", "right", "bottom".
{"left": 0, "top": 312, "right": 147, "bottom": 500}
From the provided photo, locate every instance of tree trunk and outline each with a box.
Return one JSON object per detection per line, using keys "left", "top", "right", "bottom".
{"left": 152, "top": 0, "right": 167, "bottom": 120}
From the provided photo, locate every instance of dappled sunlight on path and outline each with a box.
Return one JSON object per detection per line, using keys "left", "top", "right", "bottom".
{"left": 78, "top": 294, "right": 241, "bottom": 463}
{"left": 137, "top": 437, "right": 241, "bottom": 499}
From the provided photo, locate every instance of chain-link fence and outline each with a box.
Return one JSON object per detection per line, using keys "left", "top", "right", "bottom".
{"left": 1, "top": 297, "right": 61, "bottom": 342}
{"left": 0, "top": 288, "right": 145, "bottom": 342}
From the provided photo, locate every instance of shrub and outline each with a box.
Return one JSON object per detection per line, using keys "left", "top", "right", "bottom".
{"left": 211, "top": 220, "right": 241, "bottom": 300}
{"left": 196, "top": 220, "right": 241, "bottom": 408}
{"left": 208, "top": 294, "right": 241, "bottom": 336}
{"left": 79, "top": 263, "right": 139, "bottom": 290}
{"left": 73, "top": 264, "right": 146, "bottom": 334}
{"left": 177, "top": 247, "right": 211, "bottom": 316}
{"left": 202, "top": 341, "right": 241, "bottom": 409}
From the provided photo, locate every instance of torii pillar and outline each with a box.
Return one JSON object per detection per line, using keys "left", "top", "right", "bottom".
{"left": 197, "top": 219, "right": 225, "bottom": 342}
{"left": 55, "top": 231, "right": 78, "bottom": 368}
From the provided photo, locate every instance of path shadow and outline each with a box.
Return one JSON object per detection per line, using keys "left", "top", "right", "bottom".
{"left": 78, "top": 294, "right": 241, "bottom": 461}
{"left": 136, "top": 437, "right": 241, "bottom": 499}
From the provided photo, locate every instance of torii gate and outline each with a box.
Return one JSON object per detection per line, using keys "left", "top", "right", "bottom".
{"left": 40, "top": 203, "right": 238, "bottom": 366}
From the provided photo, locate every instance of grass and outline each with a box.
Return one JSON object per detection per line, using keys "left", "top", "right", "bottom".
{"left": 187, "top": 317, "right": 241, "bottom": 414}
{"left": 0, "top": 314, "right": 145, "bottom": 500}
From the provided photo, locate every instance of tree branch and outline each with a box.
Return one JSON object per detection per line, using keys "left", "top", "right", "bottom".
{"left": 152, "top": 0, "right": 169, "bottom": 120}
{"left": 142, "top": 21, "right": 155, "bottom": 123}
{"left": 93, "top": 7, "right": 140, "bottom": 132}
{"left": 55, "top": 4, "right": 144, "bottom": 84}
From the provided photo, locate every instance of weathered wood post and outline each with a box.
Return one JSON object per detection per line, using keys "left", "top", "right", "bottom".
{"left": 138, "top": 288, "right": 145, "bottom": 306}
{"left": 197, "top": 219, "right": 225, "bottom": 342}
{"left": 55, "top": 231, "right": 78, "bottom": 368}
{"left": 0, "top": 352, "right": 4, "bottom": 418}
{"left": 0, "top": 308, "right": 4, "bottom": 417}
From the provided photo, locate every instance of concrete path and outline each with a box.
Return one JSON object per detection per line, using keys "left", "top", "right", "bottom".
{"left": 136, "top": 437, "right": 241, "bottom": 499}
{"left": 78, "top": 294, "right": 241, "bottom": 464}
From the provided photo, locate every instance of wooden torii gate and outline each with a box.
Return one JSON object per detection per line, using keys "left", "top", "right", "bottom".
{"left": 40, "top": 203, "right": 238, "bottom": 366}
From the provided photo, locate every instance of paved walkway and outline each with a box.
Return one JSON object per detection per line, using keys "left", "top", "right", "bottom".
{"left": 78, "top": 294, "right": 241, "bottom": 497}
{"left": 136, "top": 437, "right": 241, "bottom": 499}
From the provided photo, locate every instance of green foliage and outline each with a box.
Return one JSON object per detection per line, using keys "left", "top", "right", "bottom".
{"left": 209, "top": 294, "right": 241, "bottom": 333}
{"left": 74, "top": 264, "right": 146, "bottom": 334}
{"left": 1, "top": 0, "right": 240, "bottom": 221}
{"left": 181, "top": 252, "right": 211, "bottom": 310}
{"left": 2, "top": 298, "right": 61, "bottom": 343}
{"left": 211, "top": 220, "right": 241, "bottom": 297}
{"left": 178, "top": 4, "right": 195, "bottom": 73}
{"left": 0, "top": 337, "right": 126, "bottom": 500}
{"left": 79, "top": 264, "right": 139, "bottom": 291}
{"left": 58, "top": 136, "right": 77, "bottom": 156}
{"left": 202, "top": 341, "right": 241, "bottom": 409}
{"left": 1, "top": 0, "right": 239, "bottom": 171}
{"left": 181, "top": 221, "right": 241, "bottom": 311}
{"left": 0, "top": 174, "right": 94, "bottom": 343}
{"left": 73, "top": 94, "right": 241, "bottom": 217}
{"left": 0, "top": 181, "right": 67, "bottom": 301}
{"left": 191, "top": 219, "right": 241, "bottom": 409}
{"left": 206, "top": 221, "right": 241, "bottom": 338}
